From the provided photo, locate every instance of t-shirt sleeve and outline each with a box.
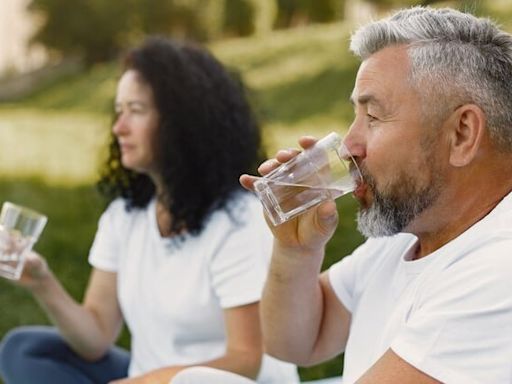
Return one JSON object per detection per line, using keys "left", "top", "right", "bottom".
{"left": 328, "top": 253, "right": 358, "bottom": 312}
{"left": 210, "top": 197, "right": 273, "bottom": 309}
{"left": 391, "top": 240, "right": 512, "bottom": 384}
{"left": 88, "top": 199, "right": 125, "bottom": 272}
{"left": 328, "top": 238, "right": 382, "bottom": 313}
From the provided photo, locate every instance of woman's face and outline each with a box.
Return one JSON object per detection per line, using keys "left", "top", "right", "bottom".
{"left": 113, "top": 69, "right": 160, "bottom": 174}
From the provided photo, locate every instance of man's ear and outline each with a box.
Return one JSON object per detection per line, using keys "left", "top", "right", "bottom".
{"left": 448, "top": 104, "right": 486, "bottom": 167}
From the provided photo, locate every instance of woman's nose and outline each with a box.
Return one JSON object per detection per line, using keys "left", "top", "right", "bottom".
{"left": 112, "top": 113, "right": 128, "bottom": 136}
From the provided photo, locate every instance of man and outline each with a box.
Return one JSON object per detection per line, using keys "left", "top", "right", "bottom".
{"left": 241, "top": 6, "right": 512, "bottom": 384}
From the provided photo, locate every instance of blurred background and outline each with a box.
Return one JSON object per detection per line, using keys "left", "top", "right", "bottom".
{"left": 0, "top": 0, "right": 510, "bottom": 381}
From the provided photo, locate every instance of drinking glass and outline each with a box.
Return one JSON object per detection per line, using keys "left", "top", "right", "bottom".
{"left": 0, "top": 202, "right": 47, "bottom": 280}
{"left": 254, "top": 132, "right": 362, "bottom": 226}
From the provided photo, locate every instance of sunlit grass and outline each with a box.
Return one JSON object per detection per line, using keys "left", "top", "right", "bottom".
{"left": 0, "top": 21, "right": 358, "bottom": 187}
{"left": 0, "top": 108, "right": 110, "bottom": 185}
{"left": 4, "top": 6, "right": 511, "bottom": 379}
{"left": 0, "top": 21, "right": 362, "bottom": 381}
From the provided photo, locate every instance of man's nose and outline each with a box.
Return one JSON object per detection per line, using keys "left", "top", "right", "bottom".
{"left": 343, "top": 121, "right": 366, "bottom": 161}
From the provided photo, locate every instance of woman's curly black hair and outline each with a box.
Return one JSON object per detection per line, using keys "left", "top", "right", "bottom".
{"left": 98, "top": 36, "right": 266, "bottom": 236}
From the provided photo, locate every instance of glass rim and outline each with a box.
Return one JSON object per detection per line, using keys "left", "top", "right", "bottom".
{"left": 1, "top": 201, "right": 48, "bottom": 222}
{"left": 333, "top": 135, "right": 363, "bottom": 183}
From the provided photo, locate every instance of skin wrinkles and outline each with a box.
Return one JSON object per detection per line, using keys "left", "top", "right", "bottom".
{"left": 345, "top": 44, "right": 512, "bottom": 259}
{"left": 345, "top": 45, "right": 447, "bottom": 242}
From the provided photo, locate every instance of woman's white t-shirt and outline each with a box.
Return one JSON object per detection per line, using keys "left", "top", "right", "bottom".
{"left": 88, "top": 193, "right": 299, "bottom": 383}
{"left": 329, "top": 192, "right": 512, "bottom": 384}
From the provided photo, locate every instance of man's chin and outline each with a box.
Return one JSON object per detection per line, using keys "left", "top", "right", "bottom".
{"left": 356, "top": 208, "right": 401, "bottom": 238}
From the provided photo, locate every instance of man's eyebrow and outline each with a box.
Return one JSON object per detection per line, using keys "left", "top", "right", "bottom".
{"left": 349, "top": 93, "right": 382, "bottom": 107}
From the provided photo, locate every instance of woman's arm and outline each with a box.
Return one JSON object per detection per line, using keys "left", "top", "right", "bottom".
{"left": 112, "top": 302, "right": 262, "bottom": 384}
{"left": 21, "top": 253, "right": 124, "bottom": 360}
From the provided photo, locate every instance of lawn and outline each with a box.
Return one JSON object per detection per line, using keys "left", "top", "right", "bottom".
{"left": 0, "top": 179, "right": 364, "bottom": 381}
{"left": 3, "top": 1, "right": 512, "bottom": 380}
{"left": 0, "top": 20, "right": 363, "bottom": 381}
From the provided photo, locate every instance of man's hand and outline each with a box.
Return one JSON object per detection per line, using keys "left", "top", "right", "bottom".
{"left": 240, "top": 136, "right": 339, "bottom": 253}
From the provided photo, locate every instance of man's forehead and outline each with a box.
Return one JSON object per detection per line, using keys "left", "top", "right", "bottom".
{"left": 359, "top": 45, "right": 411, "bottom": 75}
{"left": 350, "top": 46, "right": 412, "bottom": 104}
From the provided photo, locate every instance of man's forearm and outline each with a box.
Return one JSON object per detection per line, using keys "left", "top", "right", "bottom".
{"left": 261, "top": 242, "right": 326, "bottom": 364}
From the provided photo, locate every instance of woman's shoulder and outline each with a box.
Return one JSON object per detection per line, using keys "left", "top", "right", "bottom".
{"left": 100, "top": 197, "right": 152, "bottom": 228}
{"left": 225, "top": 191, "right": 265, "bottom": 226}
{"left": 202, "top": 191, "right": 265, "bottom": 235}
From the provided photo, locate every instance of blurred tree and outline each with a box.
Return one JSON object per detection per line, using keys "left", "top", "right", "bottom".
{"left": 275, "top": 0, "right": 345, "bottom": 28}
{"left": 197, "top": 0, "right": 227, "bottom": 40}
{"left": 224, "top": 0, "right": 277, "bottom": 36}
{"left": 248, "top": 0, "right": 278, "bottom": 35}
{"left": 28, "top": 0, "right": 353, "bottom": 65}
{"left": 28, "top": 0, "right": 133, "bottom": 65}
{"left": 362, "top": 0, "right": 472, "bottom": 11}
{"left": 224, "top": 0, "right": 253, "bottom": 36}
{"left": 309, "top": 0, "right": 345, "bottom": 22}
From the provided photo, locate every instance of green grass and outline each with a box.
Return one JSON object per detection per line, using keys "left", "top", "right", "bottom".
{"left": 0, "top": 109, "right": 110, "bottom": 185}
{"left": 4, "top": 4, "right": 512, "bottom": 378}
{"left": 0, "top": 20, "right": 360, "bottom": 381}
{"left": 0, "top": 22, "right": 360, "bottom": 186}
{"left": 0, "top": 179, "right": 361, "bottom": 381}
{"left": 4, "top": 3, "right": 512, "bottom": 379}
{"left": 0, "top": 180, "right": 133, "bottom": 349}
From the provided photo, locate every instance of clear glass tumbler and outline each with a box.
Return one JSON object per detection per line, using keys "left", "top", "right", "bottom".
{"left": 0, "top": 202, "right": 47, "bottom": 279}
{"left": 254, "top": 132, "right": 362, "bottom": 226}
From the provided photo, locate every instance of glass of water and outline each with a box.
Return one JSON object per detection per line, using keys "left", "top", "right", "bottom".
{"left": 0, "top": 202, "right": 47, "bottom": 280}
{"left": 253, "top": 132, "right": 362, "bottom": 226}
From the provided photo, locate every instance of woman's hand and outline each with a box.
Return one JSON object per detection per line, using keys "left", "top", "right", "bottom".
{"left": 240, "top": 136, "right": 339, "bottom": 254}
{"left": 16, "top": 251, "right": 52, "bottom": 291}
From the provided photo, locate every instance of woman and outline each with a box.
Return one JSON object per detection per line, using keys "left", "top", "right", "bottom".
{"left": 0, "top": 37, "right": 299, "bottom": 384}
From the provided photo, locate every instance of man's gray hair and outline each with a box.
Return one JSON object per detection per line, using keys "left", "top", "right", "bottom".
{"left": 350, "top": 6, "right": 512, "bottom": 151}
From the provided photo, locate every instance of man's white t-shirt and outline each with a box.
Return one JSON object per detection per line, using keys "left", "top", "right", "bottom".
{"left": 329, "top": 192, "right": 512, "bottom": 384}
{"left": 88, "top": 192, "right": 299, "bottom": 383}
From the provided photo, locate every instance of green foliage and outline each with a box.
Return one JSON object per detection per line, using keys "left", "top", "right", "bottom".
{"left": 248, "top": 0, "right": 279, "bottom": 35}
{"left": 29, "top": 0, "right": 134, "bottom": 64}
{"left": 224, "top": 0, "right": 254, "bottom": 36}
{"left": 28, "top": 0, "right": 346, "bottom": 65}
{"left": 276, "top": 0, "right": 345, "bottom": 27}
{"left": 28, "top": 0, "right": 210, "bottom": 64}
{"left": 3, "top": 6, "right": 512, "bottom": 379}
{"left": 0, "top": 21, "right": 364, "bottom": 380}
{"left": 308, "top": 0, "right": 345, "bottom": 22}
{"left": 362, "top": 0, "right": 474, "bottom": 10}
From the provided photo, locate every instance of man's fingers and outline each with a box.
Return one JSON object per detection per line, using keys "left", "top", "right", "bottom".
{"left": 240, "top": 135, "right": 319, "bottom": 191}
{"left": 257, "top": 158, "right": 280, "bottom": 175}
{"left": 298, "top": 136, "right": 318, "bottom": 150}
{"left": 239, "top": 174, "right": 258, "bottom": 191}
{"left": 274, "top": 148, "right": 301, "bottom": 164}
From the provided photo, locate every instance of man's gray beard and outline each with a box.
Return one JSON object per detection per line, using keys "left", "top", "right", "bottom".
{"left": 357, "top": 171, "right": 442, "bottom": 238}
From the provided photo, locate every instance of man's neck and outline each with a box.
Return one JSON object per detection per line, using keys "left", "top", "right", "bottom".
{"left": 411, "top": 181, "right": 512, "bottom": 260}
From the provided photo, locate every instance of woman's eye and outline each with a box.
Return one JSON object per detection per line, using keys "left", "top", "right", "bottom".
{"left": 130, "top": 107, "right": 145, "bottom": 114}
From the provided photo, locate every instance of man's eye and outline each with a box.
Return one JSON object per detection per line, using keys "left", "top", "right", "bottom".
{"left": 367, "top": 114, "right": 378, "bottom": 122}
